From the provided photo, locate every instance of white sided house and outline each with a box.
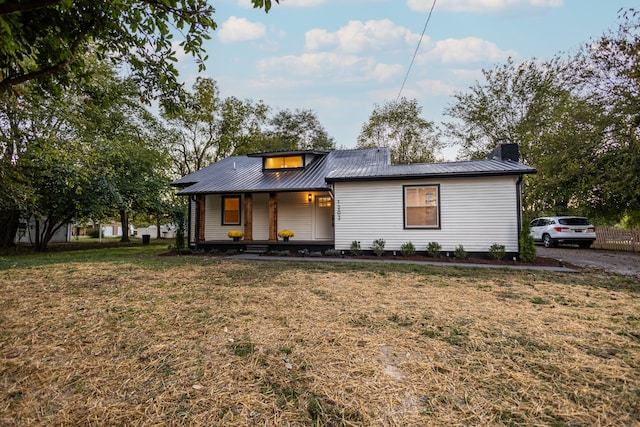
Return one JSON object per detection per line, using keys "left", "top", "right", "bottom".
{"left": 171, "top": 144, "right": 535, "bottom": 258}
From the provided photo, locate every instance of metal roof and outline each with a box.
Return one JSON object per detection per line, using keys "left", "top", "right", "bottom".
{"left": 172, "top": 148, "right": 535, "bottom": 195}
{"left": 325, "top": 158, "right": 536, "bottom": 182}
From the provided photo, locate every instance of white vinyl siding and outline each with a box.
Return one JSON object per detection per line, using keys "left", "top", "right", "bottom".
{"left": 334, "top": 176, "right": 520, "bottom": 253}
{"left": 277, "top": 192, "right": 313, "bottom": 240}
{"left": 252, "top": 193, "right": 269, "bottom": 240}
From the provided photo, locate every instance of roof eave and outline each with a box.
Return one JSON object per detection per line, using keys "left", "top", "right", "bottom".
{"left": 325, "top": 169, "right": 537, "bottom": 183}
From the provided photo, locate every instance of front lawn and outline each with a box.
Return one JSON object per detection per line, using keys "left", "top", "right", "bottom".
{"left": 1, "top": 247, "right": 638, "bottom": 426}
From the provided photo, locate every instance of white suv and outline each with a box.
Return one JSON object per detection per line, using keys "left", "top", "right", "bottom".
{"left": 530, "top": 216, "right": 596, "bottom": 248}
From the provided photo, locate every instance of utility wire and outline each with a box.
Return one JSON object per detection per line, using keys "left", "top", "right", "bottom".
{"left": 396, "top": 0, "right": 437, "bottom": 101}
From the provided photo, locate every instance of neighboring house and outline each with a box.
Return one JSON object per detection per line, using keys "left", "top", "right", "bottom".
{"left": 171, "top": 143, "right": 536, "bottom": 257}
{"left": 14, "top": 216, "right": 72, "bottom": 244}
{"left": 135, "top": 225, "right": 177, "bottom": 239}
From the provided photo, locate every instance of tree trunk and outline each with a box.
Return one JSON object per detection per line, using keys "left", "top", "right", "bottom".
{"left": 0, "top": 209, "right": 20, "bottom": 248}
{"left": 119, "top": 209, "right": 130, "bottom": 243}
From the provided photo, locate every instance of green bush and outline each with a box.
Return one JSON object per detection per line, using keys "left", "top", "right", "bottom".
{"left": 488, "top": 243, "right": 506, "bottom": 260}
{"left": 324, "top": 249, "right": 341, "bottom": 257}
{"left": 350, "top": 240, "right": 361, "bottom": 256}
{"left": 519, "top": 221, "right": 537, "bottom": 263}
{"left": 371, "top": 238, "right": 385, "bottom": 257}
{"left": 87, "top": 228, "right": 101, "bottom": 238}
{"left": 453, "top": 245, "right": 467, "bottom": 259}
{"left": 427, "top": 241, "right": 441, "bottom": 258}
{"left": 400, "top": 241, "right": 416, "bottom": 257}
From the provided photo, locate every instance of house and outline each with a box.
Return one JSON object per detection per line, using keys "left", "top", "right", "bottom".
{"left": 14, "top": 216, "right": 72, "bottom": 244}
{"left": 171, "top": 143, "right": 536, "bottom": 257}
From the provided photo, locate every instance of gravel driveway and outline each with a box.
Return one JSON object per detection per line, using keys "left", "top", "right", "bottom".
{"left": 537, "top": 246, "right": 640, "bottom": 279}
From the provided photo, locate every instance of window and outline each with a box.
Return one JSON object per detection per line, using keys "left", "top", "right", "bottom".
{"left": 222, "top": 195, "right": 241, "bottom": 225}
{"left": 264, "top": 155, "right": 304, "bottom": 170}
{"left": 317, "top": 196, "right": 332, "bottom": 207}
{"left": 404, "top": 185, "right": 440, "bottom": 228}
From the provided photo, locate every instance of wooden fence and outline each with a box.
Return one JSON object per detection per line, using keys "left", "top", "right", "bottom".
{"left": 592, "top": 226, "right": 640, "bottom": 252}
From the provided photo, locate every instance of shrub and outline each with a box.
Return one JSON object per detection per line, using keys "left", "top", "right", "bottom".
{"left": 87, "top": 228, "right": 101, "bottom": 238}
{"left": 453, "top": 245, "right": 467, "bottom": 259}
{"left": 371, "top": 238, "right": 386, "bottom": 257}
{"left": 427, "top": 241, "right": 441, "bottom": 258}
{"left": 350, "top": 240, "right": 362, "bottom": 256}
{"left": 519, "top": 221, "right": 537, "bottom": 263}
{"left": 488, "top": 243, "right": 506, "bottom": 260}
{"left": 400, "top": 241, "right": 416, "bottom": 257}
{"left": 324, "top": 249, "right": 341, "bottom": 257}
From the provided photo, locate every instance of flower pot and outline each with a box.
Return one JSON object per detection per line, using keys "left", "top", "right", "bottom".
{"left": 233, "top": 237, "right": 240, "bottom": 242}
{"left": 283, "top": 237, "right": 289, "bottom": 242}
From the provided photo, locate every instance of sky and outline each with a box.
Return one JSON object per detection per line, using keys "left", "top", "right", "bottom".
{"left": 174, "top": 0, "right": 635, "bottom": 160}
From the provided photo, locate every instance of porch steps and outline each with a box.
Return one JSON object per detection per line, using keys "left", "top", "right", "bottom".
{"left": 245, "top": 244, "right": 269, "bottom": 255}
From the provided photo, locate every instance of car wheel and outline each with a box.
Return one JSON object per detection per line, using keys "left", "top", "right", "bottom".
{"left": 578, "top": 242, "right": 592, "bottom": 249}
{"left": 542, "top": 234, "right": 555, "bottom": 248}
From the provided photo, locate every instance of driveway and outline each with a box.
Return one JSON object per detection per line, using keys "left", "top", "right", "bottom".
{"left": 537, "top": 246, "right": 640, "bottom": 279}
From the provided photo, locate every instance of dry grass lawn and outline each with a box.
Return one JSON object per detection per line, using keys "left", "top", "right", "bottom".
{"left": 1, "top": 248, "right": 639, "bottom": 426}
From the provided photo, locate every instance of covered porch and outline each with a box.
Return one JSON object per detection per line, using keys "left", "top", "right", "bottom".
{"left": 191, "top": 190, "right": 335, "bottom": 248}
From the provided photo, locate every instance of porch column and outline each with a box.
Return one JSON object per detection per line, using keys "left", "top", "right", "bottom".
{"left": 195, "top": 194, "right": 205, "bottom": 243}
{"left": 244, "top": 194, "right": 253, "bottom": 241}
{"left": 269, "top": 192, "right": 278, "bottom": 241}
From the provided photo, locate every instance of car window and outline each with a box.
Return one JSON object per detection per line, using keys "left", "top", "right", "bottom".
{"left": 530, "top": 219, "right": 539, "bottom": 227}
{"left": 558, "top": 218, "right": 590, "bottom": 226}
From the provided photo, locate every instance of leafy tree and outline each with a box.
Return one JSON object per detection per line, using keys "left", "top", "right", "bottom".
{"left": 0, "top": 58, "right": 171, "bottom": 249}
{"left": 445, "top": 58, "right": 569, "bottom": 163}
{"left": 357, "top": 97, "right": 441, "bottom": 164}
{"left": 74, "top": 64, "right": 171, "bottom": 243}
{"left": 259, "top": 108, "right": 336, "bottom": 153}
{"left": 163, "top": 77, "right": 270, "bottom": 177}
{"left": 572, "top": 8, "right": 640, "bottom": 223}
{"left": 0, "top": 82, "right": 111, "bottom": 250}
{"left": 0, "top": 0, "right": 277, "bottom": 106}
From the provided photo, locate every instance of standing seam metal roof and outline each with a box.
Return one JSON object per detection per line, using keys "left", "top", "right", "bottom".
{"left": 172, "top": 148, "right": 535, "bottom": 195}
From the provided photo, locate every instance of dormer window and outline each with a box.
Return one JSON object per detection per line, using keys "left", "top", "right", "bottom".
{"left": 264, "top": 155, "right": 304, "bottom": 170}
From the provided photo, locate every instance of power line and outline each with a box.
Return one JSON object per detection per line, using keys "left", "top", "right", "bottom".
{"left": 396, "top": 0, "right": 437, "bottom": 101}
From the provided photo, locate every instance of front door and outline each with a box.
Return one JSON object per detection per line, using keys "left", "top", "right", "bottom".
{"left": 314, "top": 195, "right": 334, "bottom": 240}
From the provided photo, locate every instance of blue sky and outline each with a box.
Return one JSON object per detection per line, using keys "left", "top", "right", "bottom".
{"left": 174, "top": 0, "right": 634, "bottom": 159}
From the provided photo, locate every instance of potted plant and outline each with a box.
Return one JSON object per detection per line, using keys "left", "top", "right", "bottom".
{"left": 227, "top": 230, "right": 244, "bottom": 241}
{"left": 277, "top": 229, "right": 295, "bottom": 242}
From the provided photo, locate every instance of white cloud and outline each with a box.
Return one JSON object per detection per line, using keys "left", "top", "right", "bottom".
{"left": 218, "top": 16, "right": 266, "bottom": 43}
{"left": 258, "top": 52, "right": 367, "bottom": 76}
{"left": 416, "top": 79, "right": 458, "bottom": 96}
{"left": 407, "top": 0, "right": 563, "bottom": 13}
{"left": 305, "top": 19, "right": 420, "bottom": 53}
{"left": 426, "top": 37, "right": 516, "bottom": 63}
{"left": 257, "top": 52, "right": 400, "bottom": 83}
{"left": 368, "top": 63, "right": 404, "bottom": 82}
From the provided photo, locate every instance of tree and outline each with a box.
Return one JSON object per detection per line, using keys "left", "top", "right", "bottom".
{"left": 572, "top": 8, "right": 640, "bottom": 224}
{"left": 445, "top": 58, "right": 569, "bottom": 163}
{"left": 259, "top": 108, "right": 336, "bottom": 153}
{"left": 357, "top": 97, "right": 441, "bottom": 164}
{"left": 0, "top": 0, "right": 278, "bottom": 106}
{"left": 73, "top": 65, "right": 171, "bottom": 243}
{"left": 164, "top": 77, "right": 270, "bottom": 177}
{"left": 0, "top": 58, "right": 171, "bottom": 249}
